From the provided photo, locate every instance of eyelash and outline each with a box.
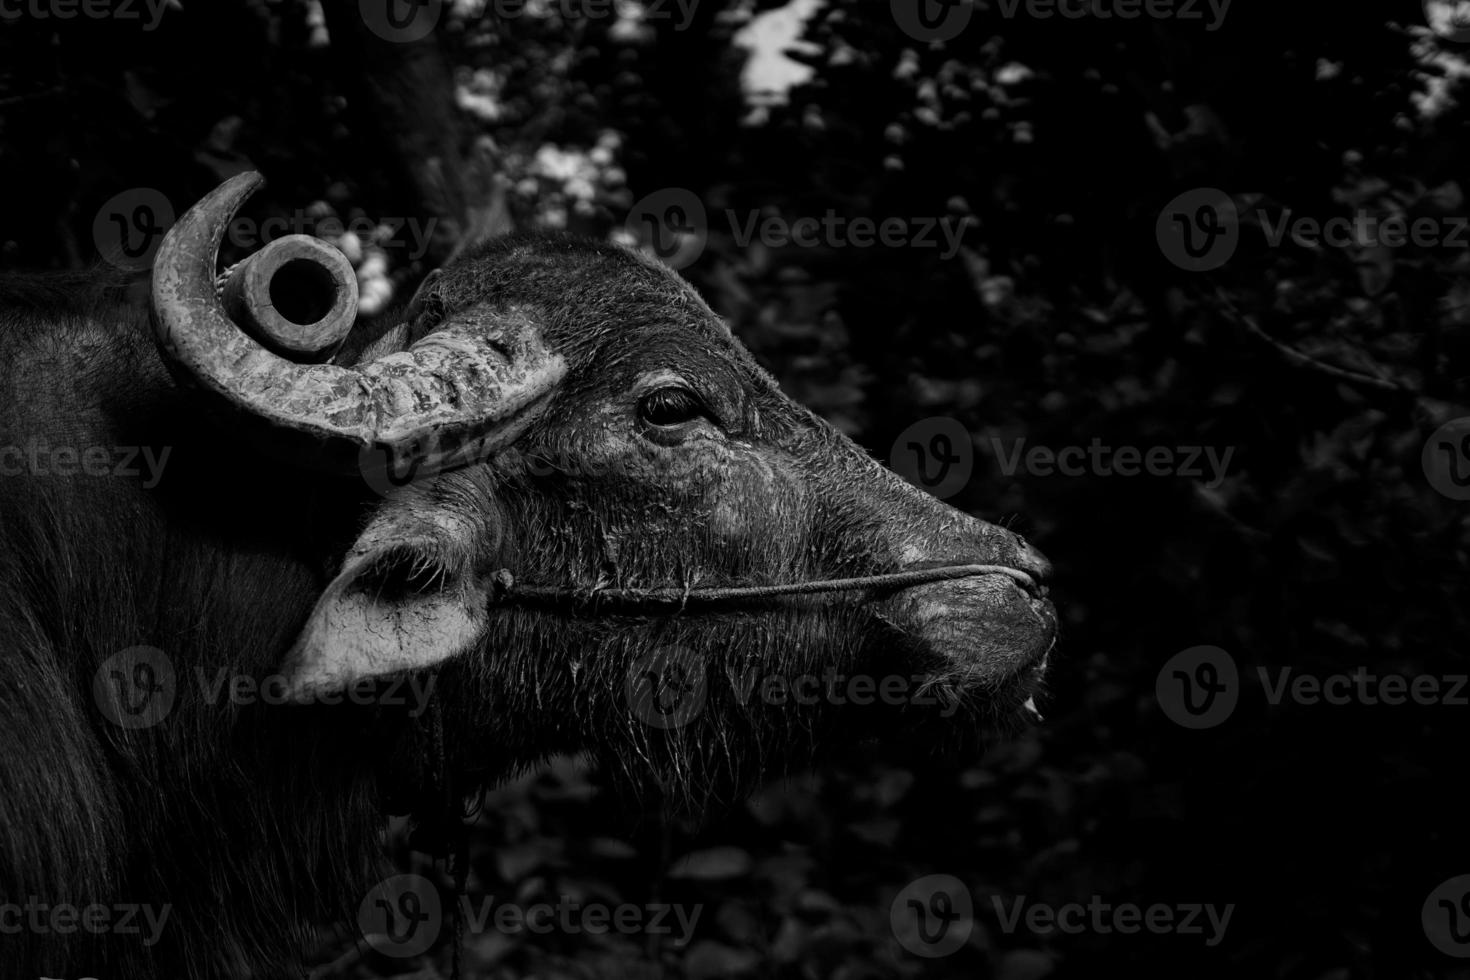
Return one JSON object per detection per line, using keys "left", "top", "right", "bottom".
{"left": 638, "top": 387, "right": 708, "bottom": 427}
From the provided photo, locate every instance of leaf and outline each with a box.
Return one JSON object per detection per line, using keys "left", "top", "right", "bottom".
{"left": 997, "top": 948, "right": 1056, "bottom": 980}
{"left": 1426, "top": 181, "right": 1464, "bottom": 210}
{"left": 755, "top": 852, "right": 815, "bottom": 907}
{"left": 682, "top": 940, "right": 763, "bottom": 979}
{"left": 873, "top": 768, "right": 916, "bottom": 808}
{"left": 669, "top": 846, "right": 754, "bottom": 881}
{"left": 847, "top": 817, "right": 901, "bottom": 847}
{"left": 714, "top": 900, "right": 764, "bottom": 945}
{"left": 495, "top": 839, "right": 560, "bottom": 882}
{"left": 584, "top": 836, "right": 638, "bottom": 860}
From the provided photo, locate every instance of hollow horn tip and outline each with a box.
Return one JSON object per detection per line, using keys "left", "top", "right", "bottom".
{"left": 218, "top": 234, "right": 359, "bottom": 363}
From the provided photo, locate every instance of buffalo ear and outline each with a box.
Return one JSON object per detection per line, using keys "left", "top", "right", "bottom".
{"left": 405, "top": 268, "right": 444, "bottom": 326}
{"left": 277, "top": 493, "right": 493, "bottom": 700}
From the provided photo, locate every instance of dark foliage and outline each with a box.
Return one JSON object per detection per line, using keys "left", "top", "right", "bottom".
{"left": 1, "top": 1, "right": 1466, "bottom": 978}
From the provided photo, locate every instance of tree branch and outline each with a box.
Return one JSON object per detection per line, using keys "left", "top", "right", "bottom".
{"left": 1212, "top": 289, "right": 1415, "bottom": 398}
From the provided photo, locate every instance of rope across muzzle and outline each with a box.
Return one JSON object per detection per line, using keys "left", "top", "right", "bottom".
{"left": 492, "top": 563, "right": 1044, "bottom": 611}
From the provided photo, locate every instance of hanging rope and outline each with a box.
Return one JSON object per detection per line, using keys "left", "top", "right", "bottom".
{"left": 421, "top": 677, "right": 471, "bottom": 980}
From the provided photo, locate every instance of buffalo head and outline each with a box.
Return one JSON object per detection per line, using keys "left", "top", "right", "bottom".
{"left": 152, "top": 173, "right": 1057, "bottom": 805}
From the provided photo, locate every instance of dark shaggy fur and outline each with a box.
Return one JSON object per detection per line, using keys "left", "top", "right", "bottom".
{"left": 0, "top": 236, "right": 1052, "bottom": 978}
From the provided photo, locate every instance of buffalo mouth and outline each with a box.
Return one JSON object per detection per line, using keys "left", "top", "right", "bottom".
{"left": 873, "top": 567, "right": 1058, "bottom": 716}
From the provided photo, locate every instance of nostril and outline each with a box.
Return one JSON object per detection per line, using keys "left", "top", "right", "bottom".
{"left": 1013, "top": 534, "right": 1053, "bottom": 582}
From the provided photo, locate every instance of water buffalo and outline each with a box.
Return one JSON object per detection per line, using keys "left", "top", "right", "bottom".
{"left": 0, "top": 173, "right": 1055, "bottom": 978}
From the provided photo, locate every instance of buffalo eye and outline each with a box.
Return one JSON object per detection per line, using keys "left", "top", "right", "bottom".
{"left": 638, "top": 386, "right": 709, "bottom": 428}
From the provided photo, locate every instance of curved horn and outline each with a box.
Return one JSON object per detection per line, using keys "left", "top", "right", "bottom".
{"left": 150, "top": 173, "right": 566, "bottom": 476}
{"left": 217, "top": 234, "right": 358, "bottom": 362}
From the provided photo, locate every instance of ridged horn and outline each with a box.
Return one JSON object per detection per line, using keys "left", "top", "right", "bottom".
{"left": 150, "top": 172, "right": 566, "bottom": 476}
{"left": 217, "top": 233, "right": 358, "bottom": 362}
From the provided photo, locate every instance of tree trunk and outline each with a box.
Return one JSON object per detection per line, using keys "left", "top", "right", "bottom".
{"left": 318, "top": 1, "right": 509, "bottom": 273}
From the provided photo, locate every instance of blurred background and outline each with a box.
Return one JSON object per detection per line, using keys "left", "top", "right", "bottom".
{"left": 3, "top": 0, "right": 1469, "bottom": 977}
